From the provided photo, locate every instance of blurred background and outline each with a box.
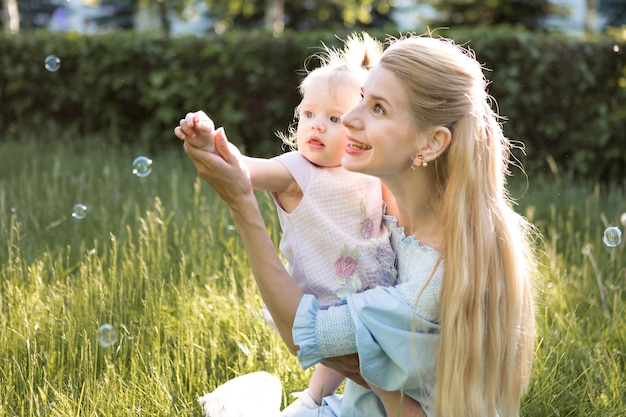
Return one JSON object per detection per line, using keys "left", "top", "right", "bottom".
{"left": 3, "top": 0, "right": 624, "bottom": 37}
{"left": 1, "top": 0, "right": 625, "bottom": 180}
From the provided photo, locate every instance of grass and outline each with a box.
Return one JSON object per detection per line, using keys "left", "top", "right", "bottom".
{"left": 0, "top": 133, "right": 624, "bottom": 416}
{"left": 510, "top": 172, "right": 626, "bottom": 416}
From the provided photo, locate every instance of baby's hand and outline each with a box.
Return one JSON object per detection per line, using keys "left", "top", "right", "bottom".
{"left": 174, "top": 110, "right": 216, "bottom": 152}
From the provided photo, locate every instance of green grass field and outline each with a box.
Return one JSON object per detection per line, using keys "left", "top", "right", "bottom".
{"left": 0, "top": 134, "right": 624, "bottom": 416}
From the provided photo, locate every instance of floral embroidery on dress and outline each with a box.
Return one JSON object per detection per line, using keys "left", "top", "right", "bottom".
{"left": 372, "top": 242, "right": 397, "bottom": 286}
{"left": 333, "top": 195, "right": 398, "bottom": 299}
{"left": 334, "top": 245, "right": 362, "bottom": 299}
{"left": 359, "top": 198, "right": 374, "bottom": 239}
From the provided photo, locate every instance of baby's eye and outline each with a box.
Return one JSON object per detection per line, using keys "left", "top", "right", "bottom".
{"left": 330, "top": 116, "right": 341, "bottom": 123}
{"left": 373, "top": 104, "right": 385, "bottom": 115}
{"left": 303, "top": 110, "right": 314, "bottom": 118}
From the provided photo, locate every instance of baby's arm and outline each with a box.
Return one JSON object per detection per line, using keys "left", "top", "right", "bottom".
{"left": 243, "top": 156, "right": 295, "bottom": 193}
{"left": 175, "top": 110, "right": 296, "bottom": 195}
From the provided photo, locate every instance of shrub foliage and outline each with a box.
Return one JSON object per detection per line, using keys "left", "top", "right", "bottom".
{"left": 1, "top": 26, "right": 624, "bottom": 179}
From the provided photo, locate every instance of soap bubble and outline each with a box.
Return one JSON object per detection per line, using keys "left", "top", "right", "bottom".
{"left": 602, "top": 226, "right": 622, "bottom": 247}
{"left": 98, "top": 323, "right": 118, "bottom": 348}
{"left": 71, "top": 203, "right": 87, "bottom": 219}
{"left": 132, "top": 156, "right": 152, "bottom": 177}
{"left": 45, "top": 55, "right": 61, "bottom": 72}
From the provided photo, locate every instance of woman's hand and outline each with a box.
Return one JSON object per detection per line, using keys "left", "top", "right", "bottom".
{"left": 321, "top": 354, "right": 368, "bottom": 388}
{"left": 323, "top": 354, "right": 426, "bottom": 417}
{"left": 183, "top": 127, "right": 252, "bottom": 210}
{"left": 369, "top": 385, "right": 427, "bottom": 417}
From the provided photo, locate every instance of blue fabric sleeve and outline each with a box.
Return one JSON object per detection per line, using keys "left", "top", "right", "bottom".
{"left": 348, "top": 286, "right": 439, "bottom": 386}
{"left": 292, "top": 294, "right": 322, "bottom": 369}
{"left": 347, "top": 286, "right": 439, "bottom": 417}
{"left": 293, "top": 295, "right": 358, "bottom": 369}
{"left": 293, "top": 288, "right": 439, "bottom": 416}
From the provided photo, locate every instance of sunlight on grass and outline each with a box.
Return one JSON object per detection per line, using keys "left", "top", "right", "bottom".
{"left": 510, "top": 174, "right": 626, "bottom": 416}
{"left": 1, "top": 137, "right": 624, "bottom": 416}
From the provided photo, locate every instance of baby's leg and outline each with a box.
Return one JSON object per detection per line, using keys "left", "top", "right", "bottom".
{"left": 307, "top": 363, "right": 345, "bottom": 404}
{"left": 281, "top": 364, "right": 344, "bottom": 415}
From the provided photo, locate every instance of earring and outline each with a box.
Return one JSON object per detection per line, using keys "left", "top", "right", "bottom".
{"left": 418, "top": 153, "right": 428, "bottom": 167}
{"left": 410, "top": 153, "right": 427, "bottom": 170}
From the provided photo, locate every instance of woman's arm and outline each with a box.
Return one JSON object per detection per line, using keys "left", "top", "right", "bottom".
{"left": 184, "top": 132, "right": 303, "bottom": 352}
{"left": 321, "top": 355, "right": 427, "bottom": 416}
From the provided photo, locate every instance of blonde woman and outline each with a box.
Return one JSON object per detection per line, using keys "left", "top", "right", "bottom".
{"left": 180, "top": 33, "right": 539, "bottom": 417}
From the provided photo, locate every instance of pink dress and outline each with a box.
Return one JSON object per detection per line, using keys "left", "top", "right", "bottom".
{"left": 272, "top": 152, "right": 397, "bottom": 309}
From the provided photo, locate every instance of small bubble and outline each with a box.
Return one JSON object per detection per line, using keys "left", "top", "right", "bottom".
{"left": 72, "top": 203, "right": 87, "bottom": 219}
{"left": 98, "top": 323, "right": 118, "bottom": 348}
{"left": 620, "top": 213, "right": 626, "bottom": 227}
{"left": 613, "top": 44, "right": 621, "bottom": 53}
{"left": 132, "top": 156, "right": 152, "bottom": 177}
{"left": 602, "top": 226, "right": 622, "bottom": 247}
{"left": 45, "top": 55, "right": 61, "bottom": 72}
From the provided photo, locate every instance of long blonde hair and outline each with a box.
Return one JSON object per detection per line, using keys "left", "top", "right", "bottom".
{"left": 279, "top": 33, "right": 382, "bottom": 150}
{"left": 381, "top": 35, "right": 538, "bottom": 417}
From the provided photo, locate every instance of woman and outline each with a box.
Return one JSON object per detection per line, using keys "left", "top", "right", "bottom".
{"left": 179, "top": 34, "right": 538, "bottom": 417}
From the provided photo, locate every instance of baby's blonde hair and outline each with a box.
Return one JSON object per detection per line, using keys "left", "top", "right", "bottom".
{"left": 279, "top": 33, "right": 382, "bottom": 150}
{"left": 381, "top": 35, "right": 538, "bottom": 417}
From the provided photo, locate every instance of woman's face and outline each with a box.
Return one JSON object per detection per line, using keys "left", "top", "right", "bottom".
{"left": 341, "top": 65, "right": 423, "bottom": 180}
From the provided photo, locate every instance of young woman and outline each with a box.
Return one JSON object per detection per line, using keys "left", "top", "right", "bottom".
{"left": 179, "top": 33, "right": 539, "bottom": 417}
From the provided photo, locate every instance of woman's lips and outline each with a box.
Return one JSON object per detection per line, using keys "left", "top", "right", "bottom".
{"left": 346, "top": 136, "right": 371, "bottom": 151}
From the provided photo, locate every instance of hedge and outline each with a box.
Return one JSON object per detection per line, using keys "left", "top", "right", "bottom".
{"left": 1, "top": 26, "right": 624, "bottom": 180}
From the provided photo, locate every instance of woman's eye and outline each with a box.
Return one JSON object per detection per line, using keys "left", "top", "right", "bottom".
{"left": 330, "top": 116, "right": 341, "bottom": 123}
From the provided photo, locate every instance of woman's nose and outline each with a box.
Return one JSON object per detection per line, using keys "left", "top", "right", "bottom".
{"left": 341, "top": 108, "right": 360, "bottom": 129}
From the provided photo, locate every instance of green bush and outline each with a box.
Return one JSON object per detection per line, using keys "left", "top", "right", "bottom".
{"left": 1, "top": 26, "right": 624, "bottom": 179}
{"left": 448, "top": 25, "right": 626, "bottom": 181}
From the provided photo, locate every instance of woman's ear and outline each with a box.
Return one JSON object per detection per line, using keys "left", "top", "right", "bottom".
{"left": 419, "top": 126, "right": 451, "bottom": 163}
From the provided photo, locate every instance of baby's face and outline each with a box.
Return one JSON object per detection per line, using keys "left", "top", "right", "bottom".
{"left": 296, "top": 76, "right": 361, "bottom": 168}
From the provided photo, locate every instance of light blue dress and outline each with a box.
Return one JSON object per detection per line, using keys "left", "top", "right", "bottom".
{"left": 291, "top": 215, "right": 443, "bottom": 417}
